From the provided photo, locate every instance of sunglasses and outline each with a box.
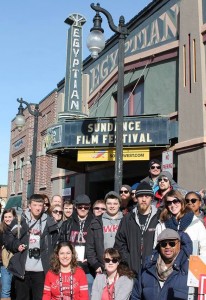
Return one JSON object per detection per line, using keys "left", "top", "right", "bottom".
{"left": 52, "top": 210, "right": 63, "bottom": 215}
{"left": 131, "top": 192, "right": 136, "bottom": 196}
{"left": 186, "top": 198, "right": 199, "bottom": 204}
{"left": 44, "top": 203, "right": 50, "bottom": 207}
{"left": 151, "top": 165, "right": 161, "bottom": 170}
{"left": 159, "top": 240, "right": 179, "bottom": 248}
{"left": 158, "top": 177, "right": 169, "bottom": 183}
{"left": 166, "top": 198, "right": 181, "bottom": 206}
{"left": 93, "top": 207, "right": 106, "bottom": 211}
{"left": 104, "top": 258, "right": 119, "bottom": 264}
{"left": 77, "top": 205, "right": 90, "bottom": 210}
{"left": 119, "top": 190, "right": 129, "bottom": 194}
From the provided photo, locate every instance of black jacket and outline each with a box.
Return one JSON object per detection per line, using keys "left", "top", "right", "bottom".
{"left": 58, "top": 210, "right": 94, "bottom": 274}
{"left": 114, "top": 205, "right": 160, "bottom": 275}
{"left": 5, "top": 212, "right": 58, "bottom": 279}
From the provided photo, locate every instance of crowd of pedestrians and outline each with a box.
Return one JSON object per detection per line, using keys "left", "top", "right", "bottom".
{"left": 1, "top": 159, "right": 206, "bottom": 299}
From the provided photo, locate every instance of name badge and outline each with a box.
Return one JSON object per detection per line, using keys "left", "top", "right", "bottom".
{"left": 75, "top": 245, "right": 85, "bottom": 262}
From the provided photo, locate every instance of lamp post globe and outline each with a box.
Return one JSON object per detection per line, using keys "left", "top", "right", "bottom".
{"left": 87, "top": 29, "right": 105, "bottom": 58}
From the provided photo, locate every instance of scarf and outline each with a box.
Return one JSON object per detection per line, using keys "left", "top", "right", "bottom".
{"left": 165, "top": 211, "right": 194, "bottom": 231}
{"left": 156, "top": 254, "right": 177, "bottom": 281}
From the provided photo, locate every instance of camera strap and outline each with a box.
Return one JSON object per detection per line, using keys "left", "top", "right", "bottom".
{"left": 20, "top": 214, "right": 42, "bottom": 241}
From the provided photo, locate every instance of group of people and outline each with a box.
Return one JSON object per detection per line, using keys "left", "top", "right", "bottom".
{"left": 1, "top": 158, "right": 206, "bottom": 300}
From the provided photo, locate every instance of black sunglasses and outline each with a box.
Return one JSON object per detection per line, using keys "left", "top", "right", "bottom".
{"left": 93, "top": 207, "right": 106, "bottom": 211}
{"left": 151, "top": 165, "right": 161, "bottom": 170}
{"left": 119, "top": 190, "right": 129, "bottom": 194}
{"left": 166, "top": 198, "right": 181, "bottom": 206}
{"left": 104, "top": 258, "right": 119, "bottom": 263}
{"left": 185, "top": 198, "right": 199, "bottom": 204}
{"left": 52, "top": 210, "right": 63, "bottom": 215}
{"left": 158, "top": 177, "right": 169, "bottom": 183}
{"left": 159, "top": 240, "right": 179, "bottom": 248}
{"left": 131, "top": 192, "right": 136, "bottom": 196}
{"left": 77, "top": 205, "right": 90, "bottom": 210}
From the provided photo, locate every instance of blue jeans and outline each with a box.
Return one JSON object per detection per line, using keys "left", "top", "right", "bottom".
{"left": 1, "top": 265, "right": 13, "bottom": 297}
{"left": 86, "top": 273, "right": 94, "bottom": 299}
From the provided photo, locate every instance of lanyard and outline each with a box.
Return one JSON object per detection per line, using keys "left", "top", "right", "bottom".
{"left": 77, "top": 220, "right": 85, "bottom": 244}
{"left": 59, "top": 272, "right": 73, "bottom": 300}
{"left": 106, "top": 273, "right": 117, "bottom": 300}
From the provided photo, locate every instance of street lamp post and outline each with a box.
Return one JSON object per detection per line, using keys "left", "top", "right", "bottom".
{"left": 87, "top": 3, "right": 129, "bottom": 192}
{"left": 15, "top": 97, "right": 42, "bottom": 197}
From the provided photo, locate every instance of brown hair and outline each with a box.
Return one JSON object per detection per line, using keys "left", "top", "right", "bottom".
{"left": 29, "top": 194, "right": 44, "bottom": 205}
{"left": 160, "top": 190, "right": 191, "bottom": 222}
{"left": 93, "top": 199, "right": 106, "bottom": 208}
{"left": 50, "top": 242, "right": 78, "bottom": 274}
{"left": 0, "top": 208, "right": 17, "bottom": 232}
{"left": 104, "top": 248, "right": 135, "bottom": 279}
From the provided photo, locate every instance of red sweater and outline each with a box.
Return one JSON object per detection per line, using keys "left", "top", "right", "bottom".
{"left": 43, "top": 267, "right": 89, "bottom": 300}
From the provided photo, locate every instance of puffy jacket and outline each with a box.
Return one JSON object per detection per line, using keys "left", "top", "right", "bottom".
{"left": 114, "top": 205, "right": 160, "bottom": 275}
{"left": 5, "top": 212, "right": 58, "bottom": 279}
{"left": 131, "top": 231, "right": 192, "bottom": 300}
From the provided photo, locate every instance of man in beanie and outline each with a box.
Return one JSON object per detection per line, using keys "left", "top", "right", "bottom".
{"left": 141, "top": 159, "right": 162, "bottom": 193}
{"left": 114, "top": 181, "right": 160, "bottom": 275}
{"left": 58, "top": 194, "right": 94, "bottom": 297}
{"left": 119, "top": 184, "right": 133, "bottom": 215}
{"left": 154, "top": 171, "right": 173, "bottom": 208}
{"left": 131, "top": 228, "right": 192, "bottom": 300}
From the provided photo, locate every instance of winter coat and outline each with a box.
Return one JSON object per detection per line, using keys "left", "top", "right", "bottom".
{"left": 114, "top": 205, "right": 160, "bottom": 275}
{"left": 86, "top": 212, "right": 123, "bottom": 272}
{"left": 154, "top": 214, "right": 206, "bottom": 255}
{"left": 5, "top": 211, "right": 58, "bottom": 279}
{"left": 58, "top": 210, "right": 94, "bottom": 274}
{"left": 131, "top": 231, "right": 192, "bottom": 300}
{"left": 91, "top": 274, "right": 134, "bottom": 300}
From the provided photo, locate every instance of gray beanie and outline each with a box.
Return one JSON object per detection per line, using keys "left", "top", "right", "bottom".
{"left": 158, "top": 171, "right": 173, "bottom": 183}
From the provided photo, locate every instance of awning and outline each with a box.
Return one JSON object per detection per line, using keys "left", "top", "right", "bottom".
{"left": 5, "top": 196, "right": 22, "bottom": 209}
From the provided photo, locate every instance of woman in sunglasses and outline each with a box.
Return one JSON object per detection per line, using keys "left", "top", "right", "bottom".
{"left": 50, "top": 204, "right": 64, "bottom": 243}
{"left": 185, "top": 191, "right": 206, "bottom": 227}
{"left": 92, "top": 200, "right": 106, "bottom": 217}
{"left": 91, "top": 248, "right": 134, "bottom": 300}
{"left": 154, "top": 189, "right": 206, "bottom": 255}
{"left": 43, "top": 241, "right": 89, "bottom": 299}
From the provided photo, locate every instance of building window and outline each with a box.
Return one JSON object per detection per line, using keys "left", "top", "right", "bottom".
{"left": 19, "top": 158, "right": 24, "bottom": 191}
{"left": 115, "top": 82, "right": 144, "bottom": 116}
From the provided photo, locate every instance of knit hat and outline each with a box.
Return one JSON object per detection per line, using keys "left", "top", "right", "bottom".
{"left": 148, "top": 159, "right": 161, "bottom": 168}
{"left": 75, "top": 194, "right": 91, "bottom": 205}
{"left": 104, "top": 191, "right": 121, "bottom": 203}
{"left": 120, "top": 184, "right": 131, "bottom": 193}
{"left": 135, "top": 182, "right": 153, "bottom": 197}
{"left": 157, "top": 228, "right": 180, "bottom": 243}
{"left": 158, "top": 171, "right": 173, "bottom": 183}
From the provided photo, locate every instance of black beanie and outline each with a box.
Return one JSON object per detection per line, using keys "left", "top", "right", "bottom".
{"left": 135, "top": 181, "right": 154, "bottom": 197}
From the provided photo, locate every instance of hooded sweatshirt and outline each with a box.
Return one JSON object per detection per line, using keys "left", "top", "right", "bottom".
{"left": 102, "top": 211, "right": 123, "bottom": 250}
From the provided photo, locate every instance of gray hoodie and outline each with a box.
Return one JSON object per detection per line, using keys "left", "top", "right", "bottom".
{"left": 102, "top": 211, "right": 123, "bottom": 250}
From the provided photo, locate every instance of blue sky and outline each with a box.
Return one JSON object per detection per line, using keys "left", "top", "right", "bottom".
{"left": 0, "top": 0, "right": 151, "bottom": 185}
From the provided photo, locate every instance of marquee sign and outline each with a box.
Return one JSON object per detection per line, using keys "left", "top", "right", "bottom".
{"left": 46, "top": 116, "right": 171, "bottom": 152}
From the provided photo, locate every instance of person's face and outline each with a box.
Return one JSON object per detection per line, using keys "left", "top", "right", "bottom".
{"left": 58, "top": 246, "right": 72, "bottom": 268}
{"left": 4, "top": 212, "right": 14, "bottom": 226}
{"left": 137, "top": 195, "right": 152, "bottom": 214}
{"left": 119, "top": 188, "right": 130, "bottom": 201}
{"left": 63, "top": 204, "right": 73, "bottom": 218}
{"left": 44, "top": 198, "right": 50, "bottom": 212}
{"left": 149, "top": 164, "right": 161, "bottom": 177}
{"left": 76, "top": 204, "right": 90, "bottom": 218}
{"left": 29, "top": 201, "right": 44, "bottom": 219}
{"left": 158, "top": 176, "right": 170, "bottom": 191}
{"left": 159, "top": 239, "right": 180, "bottom": 263}
{"left": 104, "top": 254, "right": 119, "bottom": 275}
{"left": 52, "top": 206, "right": 63, "bottom": 222}
{"left": 52, "top": 196, "right": 62, "bottom": 207}
{"left": 185, "top": 193, "right": 201, "bottom": 215}
{"left": 131, "top": 189, "right": 138, "bottom": 203}
{"left": 93, "top": 203, "right": 106, "bottom": 216}
{"left": 106, "top": 198, "right": 120, "bottom": 216}
{"left": 166, "top": 196, "right": 182, "bottom": 217}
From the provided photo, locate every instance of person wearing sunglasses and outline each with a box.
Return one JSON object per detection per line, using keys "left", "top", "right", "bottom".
{"left": 154, "top": 190, "right": 206, "bottom": 255}
{"left": 50, "top": 205, "right": 64, "bottom": 243}
{"left": 140, "top": 159, "right": 162, "bottom": 193}
{"left": 92, "top": 200, "right": 106, "bottom": 217}
{"left": 91, "top": 248, "right": 135, "bottom": 300}
{"left": 119, "top": 185, "right": 133, "bottom": 215}
{"left": 58, "top": 194, "right": 94, "bottom": 298}
{"left": 153, "top": 171, "right": 173, "bottom": 208}
{"left": 185, "top": 191, "right": 206, "bottom": 227}
{"left": 131, "top": 228, "right": 192, "bottom": 300}
{"left": 86, "top": 191, "right": 123, "bottom": 275}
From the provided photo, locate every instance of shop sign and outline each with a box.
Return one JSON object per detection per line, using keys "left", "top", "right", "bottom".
{"left": 162, "top": 150, "right": 173, "bottom": 176}
{"left": 77, "top": 148, "right": 149, "bottom": 162}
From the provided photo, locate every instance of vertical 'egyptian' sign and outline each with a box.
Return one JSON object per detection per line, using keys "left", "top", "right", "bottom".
{"left": 64, "top": 14, "right": 86, "bottom": 117}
